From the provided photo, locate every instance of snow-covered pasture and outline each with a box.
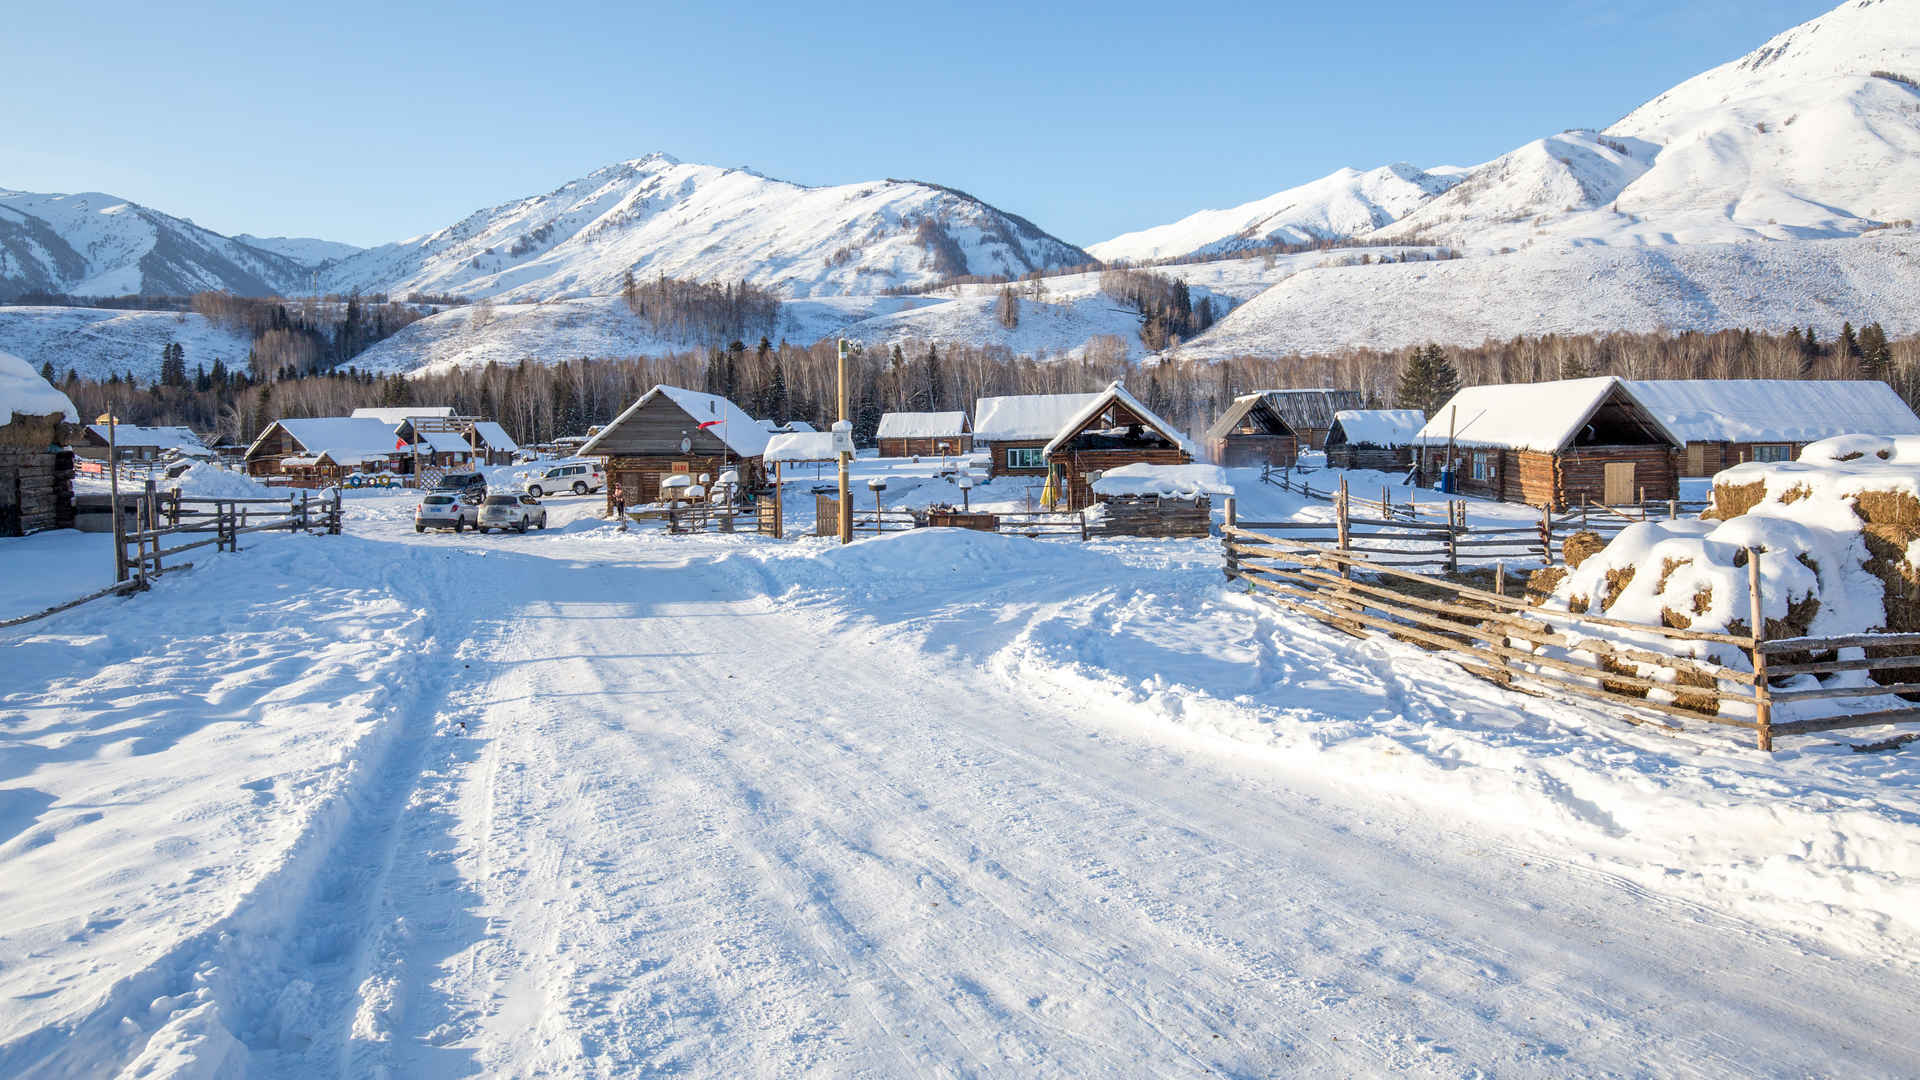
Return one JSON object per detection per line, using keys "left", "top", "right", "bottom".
{"left": 5, "top": 477, "right": 1920, "bottom": 1075}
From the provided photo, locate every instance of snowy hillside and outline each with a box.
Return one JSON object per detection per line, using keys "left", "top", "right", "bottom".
{"left": 1087, "top": 164, "right": 1466, "bottom": 263}
{"left": 0, "top": 306, "right": 254, "bottom": 382}
{"left": 1173, "top": 231, "right": 1920, "bottom": 360}
{"left": 232, "top": 234, "right": 365, "bottom": 268}
{"left": 0, "top": 190, "right": 310, "bottom": 299}
{"left": 1377, "top": 0, "right": 1920, "bottom": 251}
{"left": 355, "top": 250, "right": 1436, "bottom": 373}
{"left": 321, "top": 153, "right": 1091, "bottom": 303}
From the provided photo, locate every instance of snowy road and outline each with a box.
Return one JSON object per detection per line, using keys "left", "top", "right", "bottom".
{"left": 6, "top": 497, "right": 1920, "bottom": 1076}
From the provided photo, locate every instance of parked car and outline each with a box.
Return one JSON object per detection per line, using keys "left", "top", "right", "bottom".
{"left": 435, "top": 471, "right": 489, "bottom": 496}
{"left": 415, "top": 492, "right": 479, "bottom": 532}
{"left": 477, "top": 493, "right": 548, "bottom": 533}
{"left": 525, "top": 462, "right": 604, "bottom": 497}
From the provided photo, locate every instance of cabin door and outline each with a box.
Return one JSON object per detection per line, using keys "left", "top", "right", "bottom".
{"left": 1603, "top": 462, "right": 1636, "bottom": 506}
{"left": 1685, "top": 444, "right": 1705, "bottom": 475}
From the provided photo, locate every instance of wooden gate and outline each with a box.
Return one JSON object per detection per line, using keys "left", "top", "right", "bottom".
{"left": 1603, "top": 462, "right": 1636, "bottom": 505}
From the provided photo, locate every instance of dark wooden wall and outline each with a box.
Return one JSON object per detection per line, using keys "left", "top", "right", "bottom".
{"left": 605, "top": 455, "right": 765, "bottom": 510}
{"left": 591, "top": 396, "right": 738, "bottom": 458}
{"left": 1055, "top": 447, "right": 1191, "bottom": 511}
{"left": 986, "top": 440, "right": 1050, "bottom": 477}
{"left": 0, "top": 446, "right": 74, "bottom": 536}
{"left": 877, "top": 434, "right": 973, "bottom": 458}
{"left": 1212, "top": 434, "right": 1297, "bottom": 468}
{"left": 1326, "top": 445, "right": 1411, "bottom": 472}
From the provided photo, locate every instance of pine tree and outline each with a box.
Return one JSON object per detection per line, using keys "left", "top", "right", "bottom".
{"left": 1396, "top": 344, "right": 1461, "bottom": 417}
{"left": 1860, "top": 322, "right": 1893, "bottom": 380}
{"left": 924, "top": 344, "right": 944, "bottom": 411}
{"left": 38, "top": 361, "right": 55, "bottom": 384}
{"left": 995, "top": 286, "right": 1019, "bottom": 330}
{"left": 1840, "top": 321, "right": 1861, "bottom": 365}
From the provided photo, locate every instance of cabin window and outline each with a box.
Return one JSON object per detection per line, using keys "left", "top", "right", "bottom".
{"left": 1752, "top": 444, "right": 1792, "bottom": 463}
{"left": 1005, "top": 447, "right": 1044, "bottom": 469}
{"left": 1472, "top": 453, "right": 1496, "bottom": 482}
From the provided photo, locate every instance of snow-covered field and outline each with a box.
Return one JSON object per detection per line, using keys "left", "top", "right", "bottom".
{"left": 5, "top": 461, "right": 1920, "bottom": 1076}
{"left": 0, "top": 306, "right": 253, "bottom": 383}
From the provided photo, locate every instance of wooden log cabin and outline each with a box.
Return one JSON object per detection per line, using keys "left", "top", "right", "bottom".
{"left": 243, "top": 417, "right": 409, "bottom": 484}
{"left": 74, "top": 423, "right": 208, "bottom": 463}
{"left": 1414, "top": 378, "right": 1683, "bottom": 510}
{"left": 1623, "top": 379, "right": 1920, "bottom": 477}
{"left": 1203, "top": 393, "right": 1299, "bottom": 468}
{"left": 580, "top": 385, "right": 769, "bottom": 509}
{"left": 1324, "top": 409, "right": 1425, "bottom": 472}
{"left": 875, "top": 411, "right": 972, "bottom": 458}
{"left": 0, "top": 351, "right": 77, "bottom": 537}
{"left": 1258, "top": 389, "right": 1363, "bottom": 450}
{"left": 1042, "top": 382, "right": 1195, "bottom": 512}
{"left": 974, "top": 392, "right": 1102, "bottom": 480}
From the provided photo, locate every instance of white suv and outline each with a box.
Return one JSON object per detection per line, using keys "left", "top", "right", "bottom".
{"left": 415, "top": 493, "right": 478, "bottom": 532}
{"left": 526, "top": 462, "right": 604, "bottom": 497}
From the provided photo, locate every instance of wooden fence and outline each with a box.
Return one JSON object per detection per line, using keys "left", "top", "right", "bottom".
{"left": 5, "top": 484, "right": 341, "bottom": 629}
{"left": 1223, "top": 497, "right": 1920, "bottom": 751}
{"left": 994, "top": 510, "right": 1089, "bottom": 541}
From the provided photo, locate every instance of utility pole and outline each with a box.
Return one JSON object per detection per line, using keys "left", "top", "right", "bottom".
{"left": 108, "top": 407, "right": 125, "bottom": 583}
{"left": 837, "top": 338, "right": 854, "bottom": 544}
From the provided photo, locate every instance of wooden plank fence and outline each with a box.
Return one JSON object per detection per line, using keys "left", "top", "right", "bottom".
{"left": 1222, "top": 496, "right": 1920, "bottom": 751}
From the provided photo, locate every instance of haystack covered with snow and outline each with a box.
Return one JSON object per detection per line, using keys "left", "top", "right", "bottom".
{"left": 1, "top": 348, "right": 77, "bottom": 426}
{"left": 1549, "top": 435, "right": 1920, "bottom": 646}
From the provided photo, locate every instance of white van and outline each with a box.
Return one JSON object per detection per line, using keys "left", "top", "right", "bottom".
{"left": 525, "top": 462, "right": 605, "bottom": 497}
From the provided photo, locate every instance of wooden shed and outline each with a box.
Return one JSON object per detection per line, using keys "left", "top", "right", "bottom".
{"left": 74, "top": 423, "right": 208, "bottom": 463}
{"left": 1203, "top": 393, "right": 1299, "bottom": 468}
{"left": 1624, "top": 379, "right": 1920, "bottom": 476}
{"left": 0, "top": 351, "right": 77, "bottom": 537}
{"left": 1043, "top": 382, "right": 1195, "bottom": 512}
{"left": 243, "top": 417, "right": 408, "bottom": 485}
{"left": 974, "top": 392, "right": 1102, "bottom": 479}
{"left": 1414, "top": 377, "right": 1683, "bottom": 510}
{"left": 1258, "top": 389, "right": 1364, "bottom": 450}
{"left": 875, "top": 411, "right": 972, "bottom": 458}
{"left": 1324, "top": 409, "right": 1425, "bottom": 472}
{"left": 580, "top": 385, "right": 769, "bottom": 510}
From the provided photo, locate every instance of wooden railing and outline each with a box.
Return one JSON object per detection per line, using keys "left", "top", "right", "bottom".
{"left": 1222, "top": 497, "right": 1920, "bottom": 751}
{"left": 994, "top": 510, "right": 1089, "bottom": 541}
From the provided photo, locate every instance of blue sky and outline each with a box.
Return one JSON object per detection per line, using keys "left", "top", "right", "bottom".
{"left": 2, "top": 0, "right": 1837, "bottom": 249}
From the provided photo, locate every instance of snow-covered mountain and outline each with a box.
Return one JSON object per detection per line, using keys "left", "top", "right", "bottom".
{"left": 1376, "top": 0, "right": 1920, "bottom": 251}
{"left": 1087, "top": 164, "right": 1466, "bottom": 263}
{"left": 321, "top": 153, "right": 1091, "bottom": 302}
{"left": 232, "top": 234, "right": 365, "bottom": 269}
{"left": 0, "top": 190, "right": 313, "bottom": 299}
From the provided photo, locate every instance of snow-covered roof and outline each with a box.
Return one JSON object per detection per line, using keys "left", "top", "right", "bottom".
{"left": 468, "top": 421, "right": 519, "bottom": 452}
{"left": 1329, "top": 409, "right": 1426, "bottom": 448}
{"left": 1622, "top": 380, "right": 1920, "bottom": 444}
{"left": 248, "top": 417, "right": 405, "bottom": 461}
{"left": 409, "top": 428, "right": 474, "bottom": 455}
{"left": 350, "top": 406, "right": 453, "bottom": 424}
{"left": 756, "top": 419, "right": 820, "bottom": 435}
{"left": 785, "top": 420, "right": 818, "bottom": 434}
{"left": 85, "top": 423, "right": 205, "bottom": 452}
{"left": 973, "top": 392, "right": 1102, "bottom": 442}
{"left": 764, "top": 431, "right": 841, "bottom": 463}
{"left": 1042, "top": 382, "right": 1196, "bottom": 457}
{"left": 1257, "top": 388, "right": 1364, "bottom": 430}
{"left": 580, "top": 385, "right": 770, "bottom": 458}
{"left": 0, "top": 348, "right": 76, "bottom": 424}
{"left": 876, "top": 411, "right": 970, "bottom": 439}
{"left": 1090, "top": 463, "right": 1233, "bottom": 499}
{"left": 1415, "top": 377, "right": 1682, "bottom": 452}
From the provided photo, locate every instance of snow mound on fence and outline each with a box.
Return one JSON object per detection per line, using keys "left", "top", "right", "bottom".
{"left": 1091, "top": 463, "right": 1234, "bottom": 500}
{"left": 164, "top": 463, "right": 276, "bottom": 500}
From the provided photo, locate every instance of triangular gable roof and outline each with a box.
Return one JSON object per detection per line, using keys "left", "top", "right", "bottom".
{"left": 1202, "top": 393, "right": 1298, "bottom": 443}
{"left": 1258, "top": 388, "right": 1364, "bottom": 431}
{"left": 973, "top": 393, "right": 1102, "bottom": 442}
{"left": 468, "top": 421, "right": 519, "bottom": 452}
{"left": 85, "top": 424, "right": 206, "bottom": 452}
{"left": 1622, "top": 379, "right": 1920, "bottom": 444}
{"left": 246, "top": 417, "right": 405, "bottom": 461}
{"left": 1415, "top": 377, "right": 1683, "bottom": 452}
{"left": 579, "top": 385, "right": 770, "bottom": 458}
{"left": 1327, "top": 409, "right": 1426, "bottom": 449}
{"left": 409, "top": 428, "right": 475, "bottom": 455}
{"left": 1043, "top": 382, "right": 1196, "bottom": 457}
{"left": 876, "top": 411, "right": 971, "bottom": 439}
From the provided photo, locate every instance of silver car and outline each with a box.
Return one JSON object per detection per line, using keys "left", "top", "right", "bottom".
{"left": 477, "top": 493, "right": 548, "bottom": 534}
{"left": 415, "top": 493, "right": 478, "bottom": 533}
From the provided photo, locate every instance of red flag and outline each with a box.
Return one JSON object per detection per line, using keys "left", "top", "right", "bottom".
{"left": 696, "top": 420, "right": 722, "bottom": 430}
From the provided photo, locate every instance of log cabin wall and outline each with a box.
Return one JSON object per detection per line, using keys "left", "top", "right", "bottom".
{"left": 1555, "top": 444, "right": 1679, "bottom": 507}
{"left": 1211, "top": 434, "right": 1297, "bottom": 468}
{"left": 986, "top": 440, "right": 1051, "bottom": 477}
{"left": 0, "top": 446, "right": 74, "bottom": 537}
{"left": 877, "top": 434, "right": 973, "bottom": 458}
{"left": 1325, "top": 445, "right": 1410, "bottom": 472}
{"left": 604, "top": 455, "right": 764, "bottom": 510}
{"left": 1056, "top": 447, "right": 1190, "bottom": 511}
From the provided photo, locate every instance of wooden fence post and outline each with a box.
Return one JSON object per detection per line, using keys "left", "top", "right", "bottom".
{"left": 1447, "top": 500, "right": 1460, "bottom": 576}
{"left": 1223, "top": 497, "right": 1239, "bottom": 580}
{"left": 1669, "top": 497, "right": 1679, "bottom": 520}
{"left": 1748, "top": 548, "right": 1773, "bottom": 752}
{"left": 1336, "top": 477, "right": 1351, "bottom": 580}
{"left": 1539, "top": 503, "right": 1553, "bottom": 565}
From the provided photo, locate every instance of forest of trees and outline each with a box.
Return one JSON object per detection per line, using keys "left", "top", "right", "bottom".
{"left": 54, "top": 322, "right": 1920, "bottom": 455}
{"left": 1097, "top": 268, "right": 1216, "bottom": 350}
{"left": 620, "top": 273, "right": 780, "bottom": 344}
